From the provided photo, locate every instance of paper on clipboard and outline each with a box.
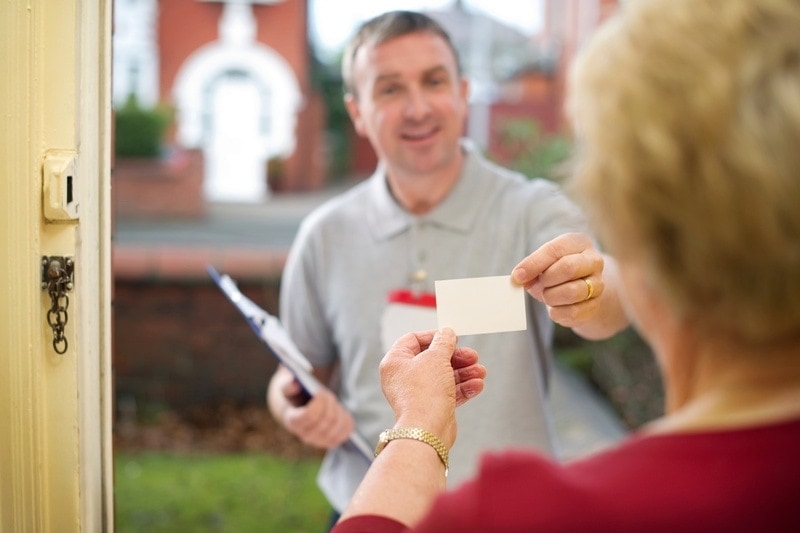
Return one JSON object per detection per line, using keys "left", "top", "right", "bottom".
{"left": 207, "top": 265, "right": 374, "bottom": 463}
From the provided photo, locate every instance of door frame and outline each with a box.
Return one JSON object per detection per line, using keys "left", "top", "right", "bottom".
{"left": 0, "top": 0, "right": 113, "bottom": 530}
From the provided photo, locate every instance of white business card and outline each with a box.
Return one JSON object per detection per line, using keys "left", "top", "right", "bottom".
{"left": 434, "top": 275, "right": 527, "bottom": 336}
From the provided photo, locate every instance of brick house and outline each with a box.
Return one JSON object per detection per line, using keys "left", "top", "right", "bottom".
{"left": 113, "top": 0, "right": 325, "bottom": 218}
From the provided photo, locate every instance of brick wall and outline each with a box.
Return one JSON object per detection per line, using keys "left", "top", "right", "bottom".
{"left": 113, "top": 149, "right": 205, "bottom": 219}
{"left": 113, "top": 277, "right": 282, "bottom": 415}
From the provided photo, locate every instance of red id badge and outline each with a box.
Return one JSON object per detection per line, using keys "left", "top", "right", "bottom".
{"left": 380, "top": 289, "right": 438, "bottom": 352}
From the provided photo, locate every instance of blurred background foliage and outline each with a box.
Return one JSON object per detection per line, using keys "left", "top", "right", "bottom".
{"left": 311, "top": 53, "right": 352, "bottom": 182}
{"left": 494, "top": 117, "right": 573, "bottom": 181}
{"left": 114, "top": 94, "right": 171, "bottom": 158}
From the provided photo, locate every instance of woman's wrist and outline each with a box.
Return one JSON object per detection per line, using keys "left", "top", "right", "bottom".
{"left": 375, "top": 427, "right": 450, "bottom": 475}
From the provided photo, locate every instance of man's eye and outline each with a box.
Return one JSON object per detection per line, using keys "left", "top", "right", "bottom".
{"left": 378, "top": 84, "right": 401, "bottom": 96}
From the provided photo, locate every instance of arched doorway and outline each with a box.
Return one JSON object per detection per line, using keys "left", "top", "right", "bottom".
{"left": 204, "top": 69, "right": 270, "bottom": 201}
{"left": 173, "top": 43, "right": 301, "bottom": 203}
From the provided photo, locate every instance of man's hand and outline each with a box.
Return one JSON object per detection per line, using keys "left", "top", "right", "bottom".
{"left": 268, "top": 365, "right": 355, "bottom": 449}
{"left": 512, "top": 232, "right": 629, "bottom": 339}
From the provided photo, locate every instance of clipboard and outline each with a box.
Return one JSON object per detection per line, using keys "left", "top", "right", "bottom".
{"left": 207, "top": 265, "right": 374, "bottom": 463}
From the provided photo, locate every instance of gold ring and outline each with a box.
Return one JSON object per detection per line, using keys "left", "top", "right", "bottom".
{"left": 583, "top": 277, "right": 594, "bottom": 301}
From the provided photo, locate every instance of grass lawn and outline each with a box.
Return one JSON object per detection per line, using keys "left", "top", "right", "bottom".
{"left": 115, "top": 452, "right": 330, "bottom": 532}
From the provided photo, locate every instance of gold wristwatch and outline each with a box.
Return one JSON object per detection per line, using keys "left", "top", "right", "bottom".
{"left": 374, "top": 427, "right": 449, "bottom": 476}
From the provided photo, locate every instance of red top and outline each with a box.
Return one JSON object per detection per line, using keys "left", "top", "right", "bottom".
{"left": 334, "top": 418, "right": 800, "bottom": 532}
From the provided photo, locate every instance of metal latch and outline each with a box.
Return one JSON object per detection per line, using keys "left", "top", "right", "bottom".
{"left": 42, "top": 256, "right": 74, "bottom": 354}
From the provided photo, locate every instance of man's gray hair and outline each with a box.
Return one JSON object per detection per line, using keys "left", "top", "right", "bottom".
{"left": 341, "top": 10, "right": 461, "bottom": 99}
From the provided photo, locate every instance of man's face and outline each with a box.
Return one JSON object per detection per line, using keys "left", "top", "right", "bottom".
{"left": 345, "top": 31, "right": 469, "bottom": 180}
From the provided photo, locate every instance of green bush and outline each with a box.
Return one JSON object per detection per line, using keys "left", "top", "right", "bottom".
{"left": 310, "top": 52, "right": 353, "bottom": 181}
{"left": 493, "top": 117, "right": 572, "bottom": 181}
{"left": 114, "top": 95, "right": 171, "bottom": 158}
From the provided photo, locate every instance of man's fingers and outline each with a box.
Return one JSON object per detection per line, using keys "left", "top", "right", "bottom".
{"left": 284, "top": 389, "right": 354, "bottom": 448}
{"left": 542, "top": 276, "right": 605, "bottom": 306}
{"left": 512, "top": 233, "right": 594, "bottom": 286}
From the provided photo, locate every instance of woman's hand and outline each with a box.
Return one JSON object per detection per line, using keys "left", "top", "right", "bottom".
{"left": 379, "top": 328, "right": 486, "bottom": 448}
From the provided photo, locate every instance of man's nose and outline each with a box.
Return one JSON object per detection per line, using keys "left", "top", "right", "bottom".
{"left": 403, "top": 87, "right": 432, "bottom": 119}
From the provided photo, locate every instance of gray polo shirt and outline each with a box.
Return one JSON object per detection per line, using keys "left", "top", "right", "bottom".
{"left": 280, "top": 141, "right": 590, "bottom": 512}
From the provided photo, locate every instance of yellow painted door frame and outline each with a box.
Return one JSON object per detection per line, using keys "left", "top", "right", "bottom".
{"left": 1, "top": 0, "right": 113, "bottom": 530}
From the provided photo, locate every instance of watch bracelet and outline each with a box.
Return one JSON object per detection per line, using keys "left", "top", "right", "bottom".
{"left": 375, "top": 427, "right": 449, "bottom": 474}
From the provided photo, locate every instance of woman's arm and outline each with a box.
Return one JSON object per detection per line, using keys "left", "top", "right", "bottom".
{"left": 337, "top": 329, "right": 486, "bottom": 527}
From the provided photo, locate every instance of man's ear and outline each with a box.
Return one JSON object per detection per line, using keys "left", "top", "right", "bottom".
{"left": 458, "top": 77, "right": 470, "bottom": 133}
{"left": 344, "top": 93, "right": 367, "bottom": 138}
{"left": 459, "top": 77, "right": 470, "bottom": 103}
{"left": 459, "top": 76, "right": 470, "bottom": 109}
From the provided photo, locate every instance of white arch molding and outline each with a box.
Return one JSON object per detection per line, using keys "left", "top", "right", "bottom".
{"left": 173, "top": 42, "right": 302, "bottom": 202}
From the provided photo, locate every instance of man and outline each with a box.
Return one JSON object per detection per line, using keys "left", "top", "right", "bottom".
{"left": 268, "top": 10, "right": 629, "bottom": 518}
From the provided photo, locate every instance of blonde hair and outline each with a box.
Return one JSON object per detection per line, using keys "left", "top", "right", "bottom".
{"left": 568, "top": 0, "right": 800, "bottom": 345}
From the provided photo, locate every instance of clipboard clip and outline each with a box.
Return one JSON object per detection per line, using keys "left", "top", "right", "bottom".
{"left": 210, "top": 267, "right": 313, "bottom": 375}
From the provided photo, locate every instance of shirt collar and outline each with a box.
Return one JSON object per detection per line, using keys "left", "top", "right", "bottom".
{"left": 365, "top": 139, "right": 492, "bottom": 241}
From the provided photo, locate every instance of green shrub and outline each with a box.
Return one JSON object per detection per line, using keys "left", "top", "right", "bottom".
{"left": 114, "top": 95, "right": 171, "bottom": 158}
{"left": 493, "top": 117, "right": 572, "bottom": 181}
